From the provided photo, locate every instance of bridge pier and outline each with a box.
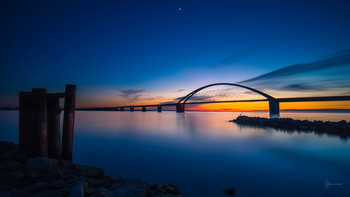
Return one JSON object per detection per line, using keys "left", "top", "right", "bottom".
{"left": 120, "top": 107, "right": 124, "bottom": 111}
{"left": 130, "top": 107, "right": 134, "bottom": 112}
{"left": 176, "top": 103, "right": 185, "bottom": 113}
{"left": 157, "top": 106, "right": 162, "bottom": 112}
{"left": 142, "top": 106, "right": 147, "bottom": 112}
{"left": 269, "top": 99, "right": 280, "bottom": 118}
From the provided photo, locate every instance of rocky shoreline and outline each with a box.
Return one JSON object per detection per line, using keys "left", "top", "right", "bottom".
{"left": 0, "top": 141, "right": 181, "bottom": 197}
{"left": 232, "top": 116, "right": 350, "bottom": 139}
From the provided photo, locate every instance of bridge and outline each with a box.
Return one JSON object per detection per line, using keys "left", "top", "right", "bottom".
{"left": 111, "top": 83, "right": 350, "bottom": 118}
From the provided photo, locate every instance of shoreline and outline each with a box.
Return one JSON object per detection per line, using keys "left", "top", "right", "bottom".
{"left": 232, "top": 116, "right": 350, "bottom": 139}
{"left": 0, "top": 141, "right": 181, "bottom": 197}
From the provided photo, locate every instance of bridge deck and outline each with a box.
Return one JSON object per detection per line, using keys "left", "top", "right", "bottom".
{"left": 115, "top": 96, "right": 350, "bottom": 108}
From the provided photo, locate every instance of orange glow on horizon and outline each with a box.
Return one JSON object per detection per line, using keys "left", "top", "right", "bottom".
{"left": 185, "top": 101, "right": 350, "bottom": 112}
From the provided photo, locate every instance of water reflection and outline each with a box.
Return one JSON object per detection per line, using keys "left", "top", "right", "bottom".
{"left": 1, "top": 111, "right": 350, "bottom": 197}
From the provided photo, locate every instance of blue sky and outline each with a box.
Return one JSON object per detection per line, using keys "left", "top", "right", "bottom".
{"left": 1, "top": 0, "right": 350, "bottom": 107}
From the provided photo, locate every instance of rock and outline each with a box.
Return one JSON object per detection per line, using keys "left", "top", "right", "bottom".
{"left": 25, "top": 157, "right": 58, "bottom": 174}
{"left": 96, "top": 187, "right": 113, "bottom": 197}
{"left": 68, "top": 180, "right": 87, "bottom": 197}
{"left": 222, "top": 187, "right": 236, "bottom": 195}
{"left": 76, "top": 164, "right": 105, "bottom": 179}
{"left": 57, "top": 168, "right": 78, "bottom": 180}
{"left": 87, "top": 178, "right": 105, "bottom": 187}
{"left": 339, "top": 120, "right": 347, "bottom": 124}
{"left": 22, "top": 182, "right": 49, "bottom": 193}
{"left": 0, "top": 141, "right": 18, "bottom": 154}
{"left": 58, "top": 160, "right": 75, "bottom": 169}
{"left": 161, "top": 183, "right": 181, "bottom": 194}
{"left": 52, "top": 187, "right": 71, "bottom": 197}
{"left": 299, "top": 125, "right": 308, "bottom": 130}
{"left": 47, "top": 178, "right": 73, "bottom": 190}
{"left": 0, "top": 152, "right": 12, "bottom": 161}
{"left": 110, "top": 178, "right": 148, "bottom": 197}
{"left": 309, "top": 126, "right": 318, "bottom": 131}
{"left": 0, "top": 160, "right": 17, "bottom": 173}
{"left": 13, "top": 151, "right": 27, "bottom": 164}
{"left": 85, "top": 187, "right": 97, "bottom": 195}
{"left": 37, "top": 169, "right": 63, "bottom": 182}
{"left": 0, "top": 170, "right": 25, "bottom": 185}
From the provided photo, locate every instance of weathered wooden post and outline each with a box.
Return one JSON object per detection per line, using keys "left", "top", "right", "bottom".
{"left": 31, "top": 88, "right": 48, "bottom": 157}
{"left": 19, "top": 92, "right": 33, "bottom": 157}
{"left": 47, "top": 98, "right": 61, "bottom": 159}
{"left": 62, "top": 84, "right": 76, "bottom": 161}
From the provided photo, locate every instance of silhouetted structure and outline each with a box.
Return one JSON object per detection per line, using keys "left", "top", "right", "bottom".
{"left": 19, "top": 84, "right": 76, "bottom": 161}
{"left": 112, "top": 83, "right": 350, "bottom": 118}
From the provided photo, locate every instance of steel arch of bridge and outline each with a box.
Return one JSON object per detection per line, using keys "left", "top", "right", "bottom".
{"left": 108, "top": 83, "right": 350, "bottom": 118}
{"left": 176, "top": 83, "right": 280, "bottom": 117}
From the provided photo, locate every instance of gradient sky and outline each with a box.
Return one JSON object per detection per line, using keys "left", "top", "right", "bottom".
{"left": 1, "top": 0, "right": 350, "bottom": 109}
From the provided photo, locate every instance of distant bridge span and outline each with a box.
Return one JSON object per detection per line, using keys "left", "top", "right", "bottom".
{"left": 112, "top": 83, "right": 350, "bottom": 118}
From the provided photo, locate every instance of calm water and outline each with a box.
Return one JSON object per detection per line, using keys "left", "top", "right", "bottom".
{"left": 1, "top": 111, "right": 350, "bottom": 197}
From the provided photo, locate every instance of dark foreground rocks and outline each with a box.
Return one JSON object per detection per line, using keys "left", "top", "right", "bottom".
{"left": 232, "top": 116, "right": 350, "bottom": 139}
{"left": 0, "top": 141, "right": 181, "bottom": 197}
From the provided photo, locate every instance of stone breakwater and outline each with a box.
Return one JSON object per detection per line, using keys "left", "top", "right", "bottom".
{"left": 0, "top": 141, "right": 181, "bottom": 197}
{"left": 232, "top": 116, "right": 350, "bottom": 139}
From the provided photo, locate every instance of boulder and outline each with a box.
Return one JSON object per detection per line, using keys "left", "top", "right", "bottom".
{"left": 161, "top": 183, "right": 181, "bottom": 194}
{"left": 84, "top": 187, "right": 97, "bottom": 195}
{"left": 0, "top": 160, "right": 17, "bottom": 173}
{"left": 96, "top": 187, "right": 113, "bottom": 197}
{"left": 68, "top": 180, "right": 87, "bottom": 197}
{"left": 0, "top": 170, "right": 25, "bottom": 185}
{"left": 0, "top": 151, "right": 12, "bottom": 161}
{"left": 22, "top": 182, "right": 49, "bottom": 193}
{"left": 25, "top": 157, "right": 58, "bottom": 174}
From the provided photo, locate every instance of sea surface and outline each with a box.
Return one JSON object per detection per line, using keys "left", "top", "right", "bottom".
{"left": 1, "top": 111, "right": 350, "bottom": 197}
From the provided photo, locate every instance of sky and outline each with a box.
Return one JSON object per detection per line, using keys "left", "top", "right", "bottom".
{"left": 1, "top": 0, "right": 350, "bottom": 110}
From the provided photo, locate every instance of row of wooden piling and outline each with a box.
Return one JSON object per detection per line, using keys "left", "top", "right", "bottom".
{"left": 19, "top": 85, "right": 76, "bottom": 161}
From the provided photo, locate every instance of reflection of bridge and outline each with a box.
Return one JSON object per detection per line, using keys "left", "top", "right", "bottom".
{"left": 114, "top": 83, "right": 350, "bottom": 118}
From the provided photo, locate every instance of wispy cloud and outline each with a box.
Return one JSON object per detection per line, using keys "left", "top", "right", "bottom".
{"left": 210, "top": 49, "right": 255, "bottom": 68}
{"left": 176, "top": 89, "right": 185, "bottom": 92}
{"left": 220, "top": 50, "right": 254, "bottom": 64}
{"left": 242, "top": 49, "right": 350, "bottom": 83}
{"left": 106, "top": 88, "right": 145, "bottom": 100}
{"left": 240, "top": 49, "right": 350, "bottom": 92}
{"left": 119, "top": 89, "right": 144, "bottom": 100}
